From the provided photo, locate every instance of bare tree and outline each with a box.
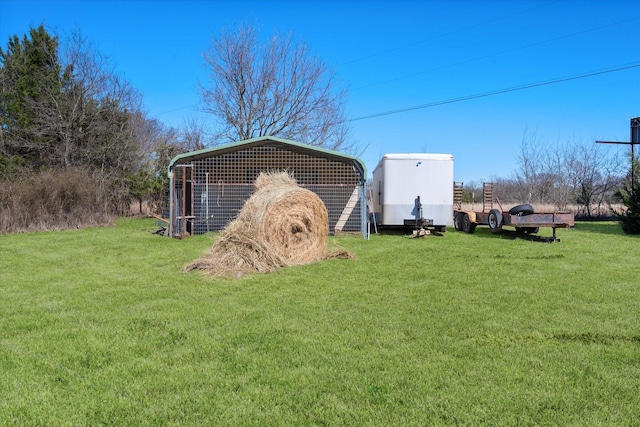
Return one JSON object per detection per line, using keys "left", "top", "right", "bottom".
{"left": 56, "top": 28, "right": 144, "bottom": 176}
{"left": 566, "top": 143, "right": 623, "bottom": 217}
{"left": 511, "top": 128, "right": 625, "bottom": 216}
{"left": 179, "top": 116, "right": 209, "bottom": 151}
{"left": 200, "top": 23, "right": 353, "bottom": 152}
{"left": 543, "top": 143, "right": 572, "bottom": 210}
{"left": 512, "top": 128, "right": 548, "bottom": 204}
{"left": 1, "top": 26, "right": 144, "bottom": 176}
{"left": 1, "top": 25, "right": 160, "bottom": 224}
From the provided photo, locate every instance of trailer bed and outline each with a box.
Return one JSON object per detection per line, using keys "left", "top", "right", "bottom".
{"left": 504, "top": 212, "right": 574, "bottom": 228}
{"left": 454, "top": 209, "right": 574, "bottom": 241}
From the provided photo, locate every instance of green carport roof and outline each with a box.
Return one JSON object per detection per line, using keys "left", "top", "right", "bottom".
{"left": 168, "top": 136, "right": 367, "bottom": 178}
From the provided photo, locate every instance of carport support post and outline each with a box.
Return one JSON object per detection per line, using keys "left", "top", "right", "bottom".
{"left": 206, "top": 172, "right": 210, "bottom": 233}
{"left": 168, "top": 170, "right": 174, "bottom": 237}
{"left": 359, "top": 182, "right": 368, "bottom": 239}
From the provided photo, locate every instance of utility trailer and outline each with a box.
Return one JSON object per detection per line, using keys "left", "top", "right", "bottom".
{"left": 453, "top": 183, "right": 575, "bottom": 242}
{"left": 371, "top": 153, "right": 454, "bottom": 235}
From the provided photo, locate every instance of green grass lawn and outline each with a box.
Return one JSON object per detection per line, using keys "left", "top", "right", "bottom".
{"left": 1, "top": 219, "right": 639, "bottom": 426}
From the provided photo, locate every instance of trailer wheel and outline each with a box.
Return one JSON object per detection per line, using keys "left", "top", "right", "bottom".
{"left": 462, "top": 213, "right": 476, "bottom": 234}
{"left": 454, "top": 213, "right": 463, "bottom": 231}
{"left": 509, "top": 204, "right": 534, "bottom": 216}
{"left": 488, "top": 209, "right": 503, "bottom": 234}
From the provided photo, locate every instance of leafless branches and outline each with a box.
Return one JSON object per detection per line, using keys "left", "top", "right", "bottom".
{"left": 200, "top": 23, "right": 352, "bottom": 152}
{"left": 495, "top": 129, "right": 625, "bottom": 217}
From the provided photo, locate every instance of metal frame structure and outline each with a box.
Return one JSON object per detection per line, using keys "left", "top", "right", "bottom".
{"left": 596, "top": 116, "right": 640, "bottom": 192}
{"left": 168, "top": 136, "right": 368, "bottom": 238}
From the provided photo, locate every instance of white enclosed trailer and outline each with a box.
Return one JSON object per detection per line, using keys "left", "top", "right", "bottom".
{"left": 371, "top": 153, "right": 454, "bottom": 231}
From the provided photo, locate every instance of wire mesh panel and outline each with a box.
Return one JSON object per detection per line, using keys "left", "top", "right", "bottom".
{"left": 310, "top": 184, "right": 362, "bottom": 232}
{"left": 175, "top": 143, "right": 364, "bottom": 235}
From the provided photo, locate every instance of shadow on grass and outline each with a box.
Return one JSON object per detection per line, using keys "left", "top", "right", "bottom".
{"left": 453, "top": 227, "right": 558, "bottom": 242}
{"left": 388, "top": 222, "right": 636, "bottom": 239}
{"left": 458, "top": 221, "right": 640, "bottom": 238}
{"left": 573, "top": 221, "right": 626, "bottom": 236}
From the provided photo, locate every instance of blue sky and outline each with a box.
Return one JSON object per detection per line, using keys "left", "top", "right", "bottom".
{"left": 1, "top": 0, "right": 638, "bottom": 183}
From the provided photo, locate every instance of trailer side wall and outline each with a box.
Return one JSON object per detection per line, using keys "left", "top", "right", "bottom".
{"left": 372, "top": 153, "right": 454, "bottom": 227}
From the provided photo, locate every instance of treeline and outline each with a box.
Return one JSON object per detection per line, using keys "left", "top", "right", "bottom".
{"left": 461, "top": 131, "right": 632, "bottom": 219}
{"left": 0, "top": 26, "right": 203, "bottom": 233}
{"left": 2, "top": 26, "right": 638, "bottom": 233}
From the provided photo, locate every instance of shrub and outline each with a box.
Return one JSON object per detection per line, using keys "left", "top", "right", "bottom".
{"left": 0, "top": 168, "right": 121, "bottom": 233}
{"left": 614, "top": 173, "right": 640, "bottom": 234}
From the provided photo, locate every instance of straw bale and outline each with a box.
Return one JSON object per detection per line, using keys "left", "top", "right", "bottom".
{"left": 185, "top": 171, "right": 333, "bottom": 276}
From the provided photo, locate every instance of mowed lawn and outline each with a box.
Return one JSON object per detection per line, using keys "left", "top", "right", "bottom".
{"left": 1, "top": 218, "right": 639, "bottom": 426}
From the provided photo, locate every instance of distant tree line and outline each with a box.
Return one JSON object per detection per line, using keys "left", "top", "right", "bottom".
{"left": 0, "top": 23, "right": 355, "bottom": 233}
{"left": 2, "top": 25, "right": 637, "bottom": 233}
{"left": 460, "top": 129, "right": 634, "bottom": 221}
{"left": 0, "top": 26, "right": 201, "bottom": 232}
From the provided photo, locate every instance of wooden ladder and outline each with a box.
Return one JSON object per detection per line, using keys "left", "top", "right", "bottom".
{"left": 483, "top": 182, "right": 494, "bottom": 212}
{"left": 453, "top": 182, "right": 464, "bottom": 211}
{"left": 335, "top": 187, "right": 359, "bottom": 232}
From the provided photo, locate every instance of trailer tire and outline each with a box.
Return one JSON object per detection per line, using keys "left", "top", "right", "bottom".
{"left": 509, "top": 204, "right": 534, "bottom": 216}
{"left": 454, "top": 213, "right": 463, "bottom": 231}
{"left": 462, "top": 213, "right": 476, "bottom": 234}
{"left": 488, "top": 209, "right": 503, "bottom": 234}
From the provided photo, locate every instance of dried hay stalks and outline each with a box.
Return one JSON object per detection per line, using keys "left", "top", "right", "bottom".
{"left": 185, "top": 171, "right": 351, "bottom": 277}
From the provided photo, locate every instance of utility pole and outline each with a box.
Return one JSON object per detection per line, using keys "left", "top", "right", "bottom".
{"left": 596, "top": 116, "right": 640, "bottom": 194}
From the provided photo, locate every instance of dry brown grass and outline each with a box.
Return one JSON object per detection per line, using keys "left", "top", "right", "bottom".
{"left": 0, "top": 168, "right": 116, "bottom": 233}
{"left": 185, "top": 171, "right": 351, "bottom": 277}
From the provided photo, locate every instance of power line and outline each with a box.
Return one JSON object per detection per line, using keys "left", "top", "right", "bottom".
{"left": 349, "top": 62, "right": 640, "bottom": 122}
{"left": 156, "top": 104, "right": 198, "bottom": 115}
{"left": 340, "top": 0, "right": 563, "bottom": 66}
{"left": 353, "top": 15, "right": 640, "bottom": 92}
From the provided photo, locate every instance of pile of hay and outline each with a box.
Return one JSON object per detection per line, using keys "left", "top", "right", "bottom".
{"left": 185, "top": 171, "right": 350, "bottom": 276}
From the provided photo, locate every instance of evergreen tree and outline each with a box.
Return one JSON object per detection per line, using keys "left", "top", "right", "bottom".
{"left": 1, "top": 26, "right": 146, "bottom": 178}
{"left": 0, "top": 25, "right": 66, "bottom": 168}
{"left": 0, "top": 25, "right": 161, "bottom": 230}
{"left": 614, "top": 158, "right": 640, "bottom": 234}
